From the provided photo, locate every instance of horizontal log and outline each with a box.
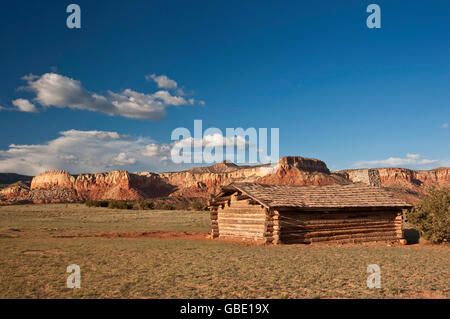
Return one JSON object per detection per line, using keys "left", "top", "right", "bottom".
{"left": 223, "top": 199, "right": 259, "bottom": 206}
{"left": 219, "top": 228, "right": 266, "bottom": 235}
{"left": 219, "top": 205, "right": 265, "bottom": 211}
{"left": 219, "top": 224, "right": 265, "bottom": 230}
{"left": 219, "top": 223, "right": 268, "bottom": 229}
{"left": 278, "top": 224, "right": 401, "bottom": 232}
{"left": 281, "top": 233, "right": 400, "bottom": 244}
{"left": 278, "top": 224, "right": 402, "bottom": 232}
{"left": 278, "top": 222, "right": 401, "bottom": 232}
{"left": 219, "top": 235, "right": 266, "bottom": 241}
{"left": 219, "top": 231, "right": 267, "bottom": 238}
{"left": 219, "top": 225, "right": 266, "bottom": 231}
{"left": 218, "top": 220, "right": 266, "bottom": 225}
{"left": 279, "top": 218, "right": 401, "bottom": 225}
{"left": 279, "top": 216, "right": 398, "bottom": 224}
{"left": 218, "top": 215, "right": 267, "bottom": 221}
{"left": 280, "top": 228, "right": 401, "bottom": 239}
{"left": 279, "top": 217, "right": 400, "bottom": 226}
{"left": 309, "top": 234, "right": 400, "bottom": 243}
{"left": 282, "top": 230, "right": 402, "bottom": 238}
{"left": 279, "top": 233, "right": 401, "bottom": 243}
{"left": 279, "top": 212, "right": 399, "bottom": 221}
{"left": 218, "top": 213, "right": 266, "bottom": 220}
{"left": 281, "top": 210, "right": 401, "bottom": 215}
{"left": 218, "top": 209, "right": 266, "bottom": 215}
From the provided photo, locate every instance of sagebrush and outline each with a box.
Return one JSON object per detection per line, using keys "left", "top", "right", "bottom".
{"left": 408, "top": 187, "right": 450, "bottom": 243}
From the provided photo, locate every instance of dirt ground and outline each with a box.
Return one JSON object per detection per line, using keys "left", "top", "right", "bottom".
{"left": 0, "top": 204, "right": 449, "bottom": 299}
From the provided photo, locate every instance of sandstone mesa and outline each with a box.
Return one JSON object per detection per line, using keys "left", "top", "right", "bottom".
{"left": 0, "top": 156, "right": 449, "bottom": 204}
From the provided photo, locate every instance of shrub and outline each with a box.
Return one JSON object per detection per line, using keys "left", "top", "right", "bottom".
{"left": 161, "top": 203, "right": 175, "bottom": 210}
{"left": 84, "top": 200, "right": 95, "bottom": 207}
{"left": 85, "top": 200, "right": 109, "bottom": 208}
{"left": 408, "top": 187, "right": 450, "bottom": 244}
{"left": 189, "top": 199, "right": 207, "bottom": 211}
{"left": 153, "top": 202, "right": 175, "bottom": 210}
{"left": 134, "top": 200, "right": 154, "bottom": 210}
{"left": 174, "top": 201, "right": 189, "bottom": 210}
{"left": 107, "top": 200, "right": 133, "bottom": 210}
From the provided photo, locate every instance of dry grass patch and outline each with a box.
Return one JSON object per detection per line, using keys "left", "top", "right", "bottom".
{"left": 0, "top": 204, "right": 448, "bottom": 299}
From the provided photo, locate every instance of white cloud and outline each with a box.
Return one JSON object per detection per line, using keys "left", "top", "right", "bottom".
{"left": 406, "top": 153, "right": 421, "bottom": 159}
{"left": 0, "top": 129, "right": 185, "bottom": 175}
{"left": 146, "top": 74, "right": 178, "bottom": 89}
{"left": 12, "top": 98, "right": 38, "bottom": 113}
{"left": 353, "top": 153, "right": 441, "bottom": 169}
{"left": 0, "top": 130, "right": 265, "bottom": 175}
{"left": 442, "top": 123, "right": 449, "bottom": 128}
{"left": 141, "top": 144, "right": 171, "bottom": 157}
{"left": 113, "top": 152, "right": 137, "bottom": 165}
{"left": 12, "top": 73, "right": 201, "bottom": 120}
{"left": 172, "top": 133, "right": 248, "bottom": 151}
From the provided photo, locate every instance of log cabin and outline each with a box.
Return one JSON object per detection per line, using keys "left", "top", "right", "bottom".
{"left": 209, "top": 182, "right": 412, "bottom": 244}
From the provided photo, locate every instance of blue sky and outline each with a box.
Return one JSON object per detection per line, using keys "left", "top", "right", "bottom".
{"left": 0, "top": 0, "right": 449, "bottom": 175}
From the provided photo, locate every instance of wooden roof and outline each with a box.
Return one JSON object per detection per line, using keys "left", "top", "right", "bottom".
{"left": 214, "top": 182, "right": 412, "bottom": 210}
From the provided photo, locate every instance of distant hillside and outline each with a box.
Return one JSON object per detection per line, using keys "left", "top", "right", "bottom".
{"left": 0, "top": 157, "right": 449, "bottom": 204}
{"left": 0, "top": 173, "right": 33, "bottom": 188}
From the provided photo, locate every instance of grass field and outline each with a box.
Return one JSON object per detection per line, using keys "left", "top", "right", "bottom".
{"left": 0, "top": 204, "right": 449, "bottom": 299}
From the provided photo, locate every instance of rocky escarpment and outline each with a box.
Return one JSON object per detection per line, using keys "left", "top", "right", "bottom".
{"left": 337, "top": 167, "right": 450, "bottom": 190}
{"left": 26, "top": 170, "right": 175, "bottom": 203}
{"left": 157, "top": 161, "right": 277, "bottom": 197}
{"left": 0, "top": 181, "right": 31, "bottom": 202}
{"left": 256, "top": 156, "right": 349, "bottom": 186}
{"left": 337, "top": 167, "right": 450, "bottom": 202}
{"left": 1, "top": 156, "right": 449, "bottom": 204}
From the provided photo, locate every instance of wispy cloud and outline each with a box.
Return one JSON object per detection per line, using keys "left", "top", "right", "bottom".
{"left": 12, "top": 98, "right": 38, "bottom": 113}
{"left": 442, "top": 123, "right": 448, "bottom": 128}
{"left": 146, "top": 74, "right": 178, "bottom": 89}
{"left": 3, "top": 73, "right": 203, "bottom": 120}
{"left": 353, "top": 153, "right": 442, "bottom": 169}
{"left": 146, "top": 73, "right": 204, "bottom": 105}
{"left": 406, "top": 153, "right": 421, "bottom": 159}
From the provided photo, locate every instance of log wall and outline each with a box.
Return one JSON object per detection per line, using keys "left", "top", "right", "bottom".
{"left": 213, "top": 193, "right": 267, "bottom": 241}
{"left": 274, "top": 210, "right": 403, "bottom": 244}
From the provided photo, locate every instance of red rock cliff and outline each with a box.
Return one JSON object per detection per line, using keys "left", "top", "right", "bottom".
{"left": 27, "top": 170, "right": 170, "bottom": 202}
{"left": 158, "top": 161, "right": 277, "bottom": 197}
{"left": 337, "top": 167, "right": 450, "bottom": 201}
{"left": 256, "top": 156, "right": 348, "bottom": 186}
{"left": 2, "top": 157, "right": 449, "bottom": 204}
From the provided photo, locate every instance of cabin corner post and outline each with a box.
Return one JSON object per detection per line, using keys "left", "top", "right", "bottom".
{"left": 398, "top": 208, "right": 408, "bottom": 244}
{"left": 210, "top": 208, "right": 219, "bottom": 238}
{"left": 264, "top": 208, "right": 280, "bottom": 245}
